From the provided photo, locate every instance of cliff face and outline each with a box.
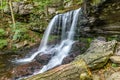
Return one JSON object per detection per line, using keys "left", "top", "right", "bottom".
{"left": 85, "top": 0, "right": 120, "bottom": 35}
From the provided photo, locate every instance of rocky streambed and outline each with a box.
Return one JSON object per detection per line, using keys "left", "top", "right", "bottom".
{"left": 0, "top": 39, "right": 88, "bottom": 80}
{"left": 1, "top": 37, "right": 120, "bottom": 80}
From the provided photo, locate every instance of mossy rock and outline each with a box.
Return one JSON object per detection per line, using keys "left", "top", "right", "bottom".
{"left": 91, "top": 0, "right": 106, "bottom": 6}
{"left": 75, "top": 39, "right": 117, "bottom": 69}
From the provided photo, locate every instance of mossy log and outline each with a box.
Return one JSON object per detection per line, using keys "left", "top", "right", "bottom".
{"left": 25, "top": 59, "right": 92, "bottom": 80}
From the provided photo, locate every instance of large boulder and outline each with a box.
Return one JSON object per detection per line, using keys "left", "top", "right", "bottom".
{"left": 75, "top": 39, "right": 117, "bottom": 69}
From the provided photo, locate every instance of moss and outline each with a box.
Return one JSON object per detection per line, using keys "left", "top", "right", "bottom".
{"left": 107, "top": 35, "right": 119, "bottom": 41}
{"left": 111, "top": 63, "right": 118, "bottom": 67}
{"left": 0, "top": 29, "right": 5, "bottom": 37}
{"left": 91, "top": 0, "right": 103, "bottom": 6}
{"left": 79, "top": 37, "right": 93, "bottom": 46}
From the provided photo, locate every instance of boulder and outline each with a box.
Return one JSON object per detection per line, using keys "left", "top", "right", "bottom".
{"left": 110, "top": 56, "right": 120, "bottom": 64}
{"left": 13, "top": 61, "right": 42, "bottom": 79}
{"left": 75, "top": 39, "right": 117, "bottom": 69}
{"left": 35, "top": 54, "right": 52, "bottom": 65}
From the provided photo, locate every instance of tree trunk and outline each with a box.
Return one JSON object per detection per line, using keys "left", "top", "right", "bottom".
{"left": 9, "top": 0, "right": 16, "bottom": 29}
{"left": 25, "top": 59, "right": 92, "bottom": 80}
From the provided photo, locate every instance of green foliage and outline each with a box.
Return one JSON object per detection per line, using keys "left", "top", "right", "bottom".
{"left": 10, "top": 22, "right": 28, "bottom": 41}
{"left": 0, "top": 29, "right": 5, "bottom": 37}
{"left": 107, "top": 35, "right": 119, "bottom": 41}
{"left": 0, "top": 0, "right": 7, "bottom": 10}
{"left": 33, "top": 0, "right": 52, "bottom": 12}
{"left": 91, "top": 0, "right": 101, "bottom": 6}
{"left": 77, "top": 37, "right": 92, "bottom": 52}
{"left": 48, "top": 35, "right": 58, "bottom": 42}
{"left": 0, "top": 39, "right": 7, "bottom": 49}
{"left": 112, "top": 63, "right": 118, "bottom": 67}
{"left": 79, "top": 37, "right": 93, "bottom": 44}
{"left": 64, "top": 0, "right": 71, "bottom": 2}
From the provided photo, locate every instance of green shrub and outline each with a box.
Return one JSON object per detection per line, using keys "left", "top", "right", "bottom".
{"left": 10, "top": 22, "right": 28, "bottom": 41}
{"left": 0, "top": 39, "right": 7, "bottom": 49}
{"left": 0, "top": 29, "right": 5, "bottom": 37}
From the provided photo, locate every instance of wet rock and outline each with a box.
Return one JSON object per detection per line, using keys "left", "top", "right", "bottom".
{"left": 106, "top": 72, "right": 120, "bottom": 80}
{"left": 62, "top": 41, "right": 87, "bottom": 64}
{"left": 62, "top": 57, "right": 74, "bottom": 64}
{"left": 71, "top": 41, "right": 82, "bottom": 53}
{"left": 75, "top": 39, "right": 117, "bottom": 69}
{"left": 35, "top": 54, "right": 52, "bottom": 65}
{"left": 110, "top": 56, "right": 120, "bottom": 64}
{"left": 14, "top": 61, "right": 41, "bottom": 78}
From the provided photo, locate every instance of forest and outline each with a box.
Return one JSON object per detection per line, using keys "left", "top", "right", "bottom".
{"left": 0, "top": 0, "right": 120, "bottom": 80}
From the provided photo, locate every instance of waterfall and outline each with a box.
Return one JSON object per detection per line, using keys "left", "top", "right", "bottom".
{"left": 15, "top": 8, "right": 81, "bottom": 73}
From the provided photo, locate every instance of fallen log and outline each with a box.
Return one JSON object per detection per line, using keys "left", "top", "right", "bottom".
{"left": 25, "top": 59, "right": 92, "bottom": 80}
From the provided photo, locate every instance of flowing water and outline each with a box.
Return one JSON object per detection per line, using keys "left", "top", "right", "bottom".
{"left": 15, "top": 8, "right": 81, "bottom": 74}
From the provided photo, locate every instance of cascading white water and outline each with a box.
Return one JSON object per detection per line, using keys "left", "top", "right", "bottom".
{"left": 38, "top": 8, "right": 81, "bottom": 73}
{"left": 16, "top": 8, "right": 81, "bottom": 73}
{"left": 15, "top": 15, "right": 59, "bottom": 63}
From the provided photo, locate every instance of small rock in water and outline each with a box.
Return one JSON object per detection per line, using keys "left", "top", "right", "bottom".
{"left": 62, "top": 57, "right": 74, "bottom": 64}
{"left": 110, "top": 56, "right": 120, "bottom": 64}
{"left": 35, "top": 54, "right": 52, "bottom": 65}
